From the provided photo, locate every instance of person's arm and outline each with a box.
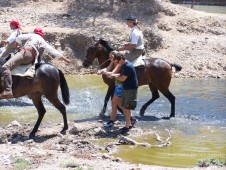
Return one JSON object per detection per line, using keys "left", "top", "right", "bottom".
{"left": 45, "top": 43, "right": 70, "bottom": 64}
{"left": 110, "top": 73, "right": 128, "bottom": 82}
{"left": 7, "top": 31, "right": 18, "bottom": 44}
{"left": 16, "top": 34, "right": 30, "bottom": 45}
{"left": 118, "top": 31, "right": 139, "bottom": 51}
{"left": 97, "top": 62, "right": 114, "bottom": 75}
{"left": 118, "top": 44, "right": 136, "bottom": 51}
{"left": 97, "top": 68, "right": 107, "bottom": 75}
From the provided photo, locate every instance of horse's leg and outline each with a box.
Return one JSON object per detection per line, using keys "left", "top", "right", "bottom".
{"left": 140, "top": 83, "right": 160, "bottom": 116}
{"left": 44, "top": 94, "right": 68, "bottom": 134}
{"left": 29, "top": 93, "right": 46, "bottom": 138}
{"left": 159, "top": 89, "right": 175, "bottom": 118}
{"left": 100, "top": 86, "right": 114, "bottom": 116}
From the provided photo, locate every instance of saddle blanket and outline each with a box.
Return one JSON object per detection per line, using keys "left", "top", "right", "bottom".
{"left": 131, "top": 55, "right": 146, "bottom": 67}
{"left": 11, "top": 64, "right": 35, "bottom": 78}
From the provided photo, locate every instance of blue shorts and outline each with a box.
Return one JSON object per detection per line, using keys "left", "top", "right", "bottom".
{"left": 114, "top": 86, "right": 123, "bottom": 97}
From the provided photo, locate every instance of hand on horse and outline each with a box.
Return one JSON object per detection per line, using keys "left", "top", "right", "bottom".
{"left": 107, "top": 73, "right": 115, "bottom": 79}
{"left": 97, "top": 69, "right": 105, "bottom": 75}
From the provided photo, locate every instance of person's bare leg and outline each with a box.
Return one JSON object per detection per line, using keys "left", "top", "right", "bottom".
{"left": 122, "top": 108, "right": 131, "bottom": 128}
{"left": 110, "top": 95, "right": 122, "bottom": 120}
{"left": 110, "top": 95, "right": 119, "bottom": 121}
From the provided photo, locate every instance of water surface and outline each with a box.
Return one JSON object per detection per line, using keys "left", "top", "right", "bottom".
{"left": 179, "top": 4, "right": 226, "bottom": 14}
{"left": 0, "top": 76, "right": 225, "bottom": 168}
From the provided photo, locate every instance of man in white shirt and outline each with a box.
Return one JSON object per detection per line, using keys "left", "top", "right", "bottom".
{"left": 118, "top": 14, "right": 144, "bottom": 62}
{"left": 0, "top": 28, "right": 69, "bottom": 99}
{"left": 0, "top": 20, "right": 22, "bottom": 58}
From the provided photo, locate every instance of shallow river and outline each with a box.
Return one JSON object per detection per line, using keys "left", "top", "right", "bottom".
{"left": 178, "top": 4, "right": 226, "bottom": 14}
{"left": 0, "top": 75, "right": 225, "bottom": 168}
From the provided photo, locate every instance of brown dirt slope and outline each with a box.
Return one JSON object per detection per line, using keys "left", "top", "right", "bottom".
{"left": 0, "top": 0, "right": 225, "bottom": 78}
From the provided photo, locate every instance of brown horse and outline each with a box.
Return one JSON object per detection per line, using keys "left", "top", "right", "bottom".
{"left": 83, "top": 39, "right": 182, "bottom": 118}
{"left": 0, "top": 59, "right": 70, "bottom": 137}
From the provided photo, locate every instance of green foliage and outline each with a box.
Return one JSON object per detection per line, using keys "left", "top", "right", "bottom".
{"left": 14, "top": 157, "right": 31, "bottom": 170}
{"left": 197, "top": 158, "right": 226, "bottom": 167}
{"left": 65, "top": 161, "right": 94, "bottom": 170}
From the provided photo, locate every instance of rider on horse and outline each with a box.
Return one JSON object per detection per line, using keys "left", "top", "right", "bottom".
{"left": 0, "top": 28, "right": 70, "bottom": 99}
{"left": 111, "top": 14, "right": 145, "bottom": 75}
{"left": 0, "top": 20, "right": 22, "bottom": 58}
{"left": 118, "top": 14, "right": 144, "bottom": 62}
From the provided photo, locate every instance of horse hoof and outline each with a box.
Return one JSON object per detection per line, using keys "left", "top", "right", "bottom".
{"left": 139, "top": 111, "right": 145, "bottom": 117}
{"left": 162, "top": 116, "right": 171, "bottom": 120}
{"left": 139, "top": 107, "right": 146, "bottom": 117}
{"left": 60, "top": 126, "right": 68, "bottom": 135}
{"left": 99, "top": 112, "right": 105, "bottom": 117}
{"left": 29, "top": 133, "right": 36, "bottom": 138}
{"left": 170, "top": 114, "right": 175, "bottom": 118}
{"left": 60, "top": 130, "right": 66, "bottom": 135}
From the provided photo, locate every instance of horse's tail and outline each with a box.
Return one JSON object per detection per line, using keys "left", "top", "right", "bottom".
{"left": 58, "top": 69, "right": 70, "bottom": 105}
{"left": 170, "top": 63, "right": 182, "bottom": 72}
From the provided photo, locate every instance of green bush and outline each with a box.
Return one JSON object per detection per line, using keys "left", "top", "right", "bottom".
{"left": 197, "top": 158, "right": 226, "bottom": 167}
{"left": 14, "top": 157, "right": 31, "bottom": 170}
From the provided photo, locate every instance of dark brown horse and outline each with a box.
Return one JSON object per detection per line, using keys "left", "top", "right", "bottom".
{"left": 83, "top": 39, "right": 182, "bottom": 118}
{"left": 0, "top": 59, "right": 70, "bottom": 137}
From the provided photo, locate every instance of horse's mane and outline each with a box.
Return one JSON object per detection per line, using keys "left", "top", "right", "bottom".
{"left": 99, "top": 39, "right": 114, "bottom": 52}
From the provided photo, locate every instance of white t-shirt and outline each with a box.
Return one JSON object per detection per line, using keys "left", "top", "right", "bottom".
{"left": 130, "top": 26, "right": 144, "bottom": 50}
{"left": 16, "top": 33, "right": 63, "bottom": 58}
{"left": 7, "top": 29, "right": 22, "bottom": 44}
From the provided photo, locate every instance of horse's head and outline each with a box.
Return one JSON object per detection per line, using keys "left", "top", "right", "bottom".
{"left": 82, "top": 39, "right": 114, "bottom": 68}
{"left": 82, "top": 41, "right": 100, "bottom": 68}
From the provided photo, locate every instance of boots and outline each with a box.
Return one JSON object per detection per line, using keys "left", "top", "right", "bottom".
{"left": 0, "top": 69, "right": 13, "bottom": 99}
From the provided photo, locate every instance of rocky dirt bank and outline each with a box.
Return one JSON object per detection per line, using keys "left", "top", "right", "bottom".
{"left": 0, "top": 0, "right": 225, "bottom": 78}
{"left": 0, "top": 120, "right": 225, "bottom": 170}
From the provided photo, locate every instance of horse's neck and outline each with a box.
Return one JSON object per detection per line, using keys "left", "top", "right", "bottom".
{"left": 98, "top": 54, "right": 110, "bottom": 69}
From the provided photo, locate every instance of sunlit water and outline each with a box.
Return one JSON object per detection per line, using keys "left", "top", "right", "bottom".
{"left": 179, "top": 4, "right": 226, "bottom": 14}
{"left": 0, "top": 75, "right": 225, "bottom": 168}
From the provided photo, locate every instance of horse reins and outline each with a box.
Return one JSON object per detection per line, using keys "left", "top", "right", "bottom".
{"left": 98, "top": 58, "right": 110, "bottom": 69}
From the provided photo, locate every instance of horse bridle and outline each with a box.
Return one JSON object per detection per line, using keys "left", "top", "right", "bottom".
{"left": 83, "top": 58, "right": 93, "bottom": 66}
{"left": 98, "top": 58, "right": 110, "bottom": 68}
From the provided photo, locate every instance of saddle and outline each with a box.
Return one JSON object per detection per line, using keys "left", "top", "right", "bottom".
{"left": 7, "top": 53, "right": 36, "bottom": 79}
{"left": 11, "top": 64, "right": 35, "bottom": 79}
{"left": 131, "top": 54, "right": 146, "bottom": 68}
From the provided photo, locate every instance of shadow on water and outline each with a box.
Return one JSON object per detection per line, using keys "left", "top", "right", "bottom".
{"left": 73, "top": 116, "right": 100, "bottom": 123}
{"left": 73, "top": 114, "right": 163, "bottom": 124}
{"left": 0, "top": 98, "right": 33, "bottom": 107}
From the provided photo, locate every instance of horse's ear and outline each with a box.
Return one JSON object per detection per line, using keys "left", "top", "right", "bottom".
{"left": 94, "top": 40, "right": 100, "bottom": 46}
{"left": 91, "top": 36, "right": 96, "bottom": 44}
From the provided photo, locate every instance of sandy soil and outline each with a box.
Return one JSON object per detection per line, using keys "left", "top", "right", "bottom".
{"left": 0, "top": 0, "right": 226, "bottom": 169}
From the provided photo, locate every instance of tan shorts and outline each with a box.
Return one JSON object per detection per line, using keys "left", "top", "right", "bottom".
{"left": 124, "top": 49, "right": 143, "bottom": 62}
{"left": 122, "top": 89, "right": 138, "bottom": 110}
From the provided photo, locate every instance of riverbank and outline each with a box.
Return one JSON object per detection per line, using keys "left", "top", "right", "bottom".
{"left": 0, "top": 120, "right": 225, "bottom": 170}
